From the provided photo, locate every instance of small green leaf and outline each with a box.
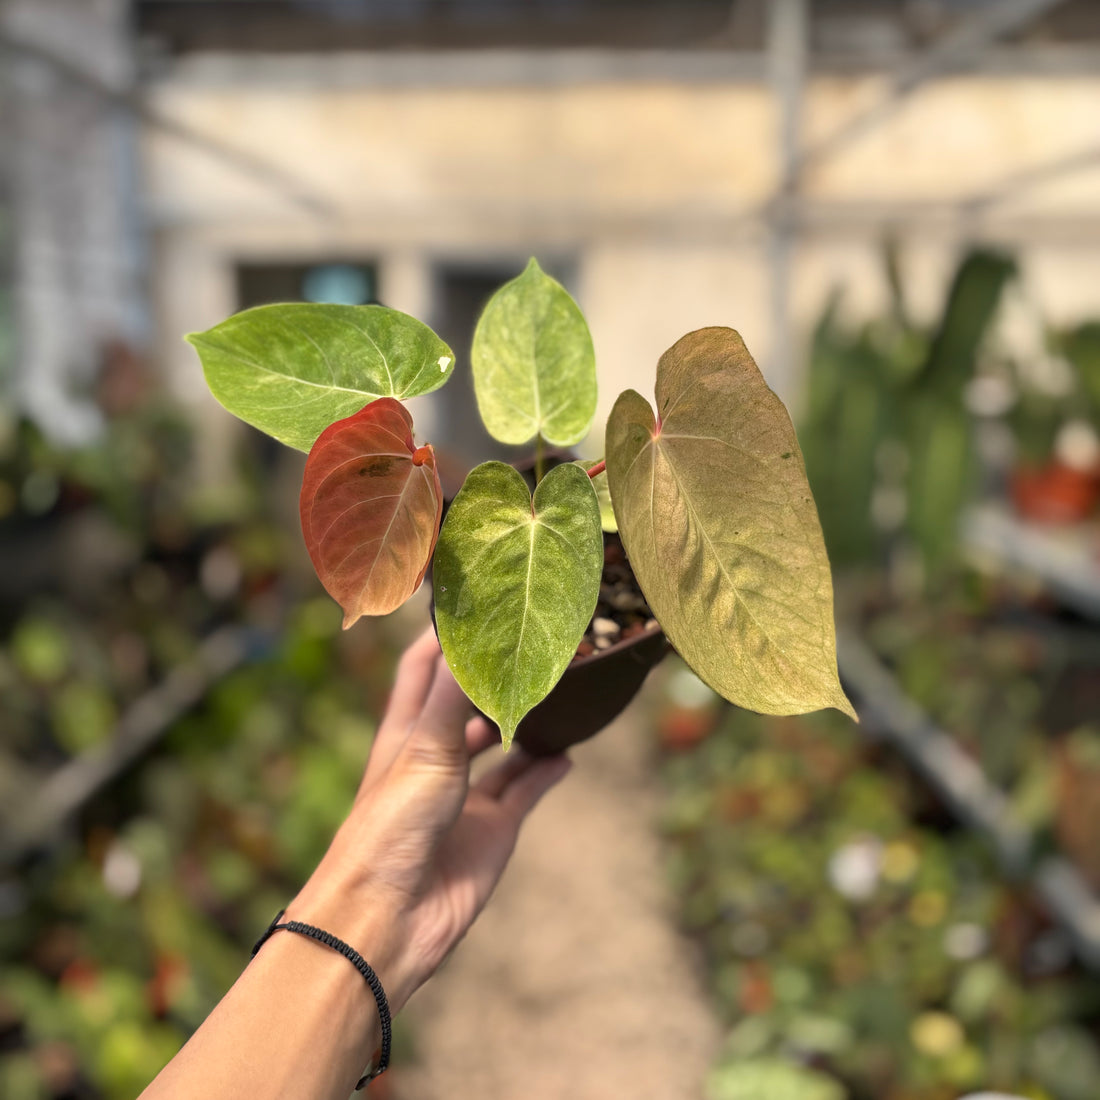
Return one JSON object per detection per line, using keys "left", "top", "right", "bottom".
{"left": 574, "top": 460, "right": 617, "bottom": 532}
{"left": 433, "top": 461, "right": 603, "bottom": 748}
{"left": 471, "top": 258, "right": 596, "bottom": 446}
{"left": 606, "top": 327, "right": 855, "bottom": 719}
{"left": 188, "top": 303, "right": 455, "bottom": 451}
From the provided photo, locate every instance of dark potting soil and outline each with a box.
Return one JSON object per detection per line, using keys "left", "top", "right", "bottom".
{"left": 575, "top": 532, "right": 657, "bottom": 660}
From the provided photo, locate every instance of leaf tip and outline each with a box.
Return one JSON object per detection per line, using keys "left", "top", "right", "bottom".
{"left": 834, "top": 691, "right": 858, "bottom": 722}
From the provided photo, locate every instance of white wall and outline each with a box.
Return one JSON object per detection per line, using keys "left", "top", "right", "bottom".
{"left": 143, "top": 54, "right": 1100, "bottom": 460}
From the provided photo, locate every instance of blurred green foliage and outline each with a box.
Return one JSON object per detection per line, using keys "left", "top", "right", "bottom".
{"left": 0, "top": 395, "right": 403, "bottom": 1099}
{"left": 801, "top": 248, "right": 1017, "bottom": 578}
{"left": 1, "top": 600, "right": 384, "bottom": 1098}
{"left": 660, "top": 690, "right": 1100, "bottom": 1100}
{"left": 862, "top": 570, "right": 1100, "bottom": 808}
{"left": 1059, "top": 322, "right": 1100, "bottom": 422}
{"left": 697, "top": 248, "right": 1100, "bottom": 1097}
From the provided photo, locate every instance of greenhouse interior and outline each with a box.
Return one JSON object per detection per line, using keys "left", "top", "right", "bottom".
{"left": 1, "top": 1, "right": 1099, "bottom": 1098}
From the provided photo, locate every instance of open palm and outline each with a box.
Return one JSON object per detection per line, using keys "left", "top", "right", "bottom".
{"left": 293, "top": 629, "right": 571, "bottom": 1011}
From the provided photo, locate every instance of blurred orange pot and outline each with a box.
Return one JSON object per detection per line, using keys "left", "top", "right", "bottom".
{"left": 1009, "top": 461, "right": 1099, "bottom": 524}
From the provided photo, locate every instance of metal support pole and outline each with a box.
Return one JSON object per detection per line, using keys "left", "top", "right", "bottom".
{"left": 766, "top": 0, "right": 807, "bottom": 403}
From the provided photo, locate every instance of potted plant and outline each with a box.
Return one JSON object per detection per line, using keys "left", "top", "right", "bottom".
{"left": 1007, "top": 375, "right": 1097, "bottom": 525}
{"left": 187, "top": 259, "right": 854, "bottom": 752}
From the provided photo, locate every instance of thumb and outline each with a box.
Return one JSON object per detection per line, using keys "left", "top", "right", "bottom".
{"left": 501, "top": 755, "right": 572, "bottom": 823}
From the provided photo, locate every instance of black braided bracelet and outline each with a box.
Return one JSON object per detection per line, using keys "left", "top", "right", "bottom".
{"left": 252, "top": 909, "right": 392, "bottom": 1091}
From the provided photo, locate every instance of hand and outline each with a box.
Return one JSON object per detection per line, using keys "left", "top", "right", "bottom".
{"left": 285, "top": 627, "right": 571, "bottom": 1012}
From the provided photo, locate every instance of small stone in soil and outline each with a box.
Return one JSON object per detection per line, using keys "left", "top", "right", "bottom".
{"left": 575, "top": 640, "right": 595, "bottom": 658}
{"left": 606, "top": 584, "right": 647, "bottom": 613}
{"left": 594, "top": 635, "right": 613, "bottom": 650}
{"left": 592, "top": 616, "right": 619, "bottom": 638}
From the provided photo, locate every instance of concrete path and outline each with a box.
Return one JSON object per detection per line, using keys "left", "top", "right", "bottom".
{"left": 392, "top": 697, "right": 722, "bottom": 1100}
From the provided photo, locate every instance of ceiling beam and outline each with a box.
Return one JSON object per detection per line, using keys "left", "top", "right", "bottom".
{"left": 796, "top": 0, "right": 1070, "bottom": 177}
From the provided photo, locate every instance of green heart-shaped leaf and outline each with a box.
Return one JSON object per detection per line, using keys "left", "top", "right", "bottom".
{"left": 606, "top": 328, "right": 854, "bottom": 719}
{"left": 300, "top": 398, "right": 442, "bottom": 627}
{"left": 433, "top": 461, "right": 603, "bottom": 748}
{"left": 188, "top": 303, "right": 455, "bottom": 451}
{"left": 471, "top": 258, "right": 597, "bottom": 446}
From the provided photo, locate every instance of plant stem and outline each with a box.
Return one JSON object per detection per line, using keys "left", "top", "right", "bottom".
{"left": 586, "top": 459, "right": 606, "bottom": 479}
{"left": 535, "top": 434, "right": 546, "bottom": 484}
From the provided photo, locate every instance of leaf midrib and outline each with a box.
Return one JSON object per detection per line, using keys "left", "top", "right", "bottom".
{"left": 356, "top": 464, "right": 429, "bottom": 604}
{"left": 198, "top": 335, "right": 389, "bottom": 400}
{"left": 197, "top": 333, "right": 418, "bottom": 402}
{"left": 506, "top": 520, "right": 538, "bottom": 722}
{"left": 652, "top": 437, "right": 783, "bottom": 666}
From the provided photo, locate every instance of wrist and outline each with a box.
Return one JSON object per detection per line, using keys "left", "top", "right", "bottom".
{"left": 286, "top": 857, "right": 419, "bottom": 1013}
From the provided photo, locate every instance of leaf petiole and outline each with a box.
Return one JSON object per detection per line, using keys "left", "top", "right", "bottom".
{"left": 535, "top": 433, "right": 546, "bottom": 484}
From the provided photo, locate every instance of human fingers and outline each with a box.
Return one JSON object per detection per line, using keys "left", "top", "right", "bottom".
{"left": 474, "top": 747, "right": 537, "bottom": 799}
{"left": 499, "top": 755, "right": 572, "bottom": 822}
{"left": 465, "top": 715, "right": 500, "bottom": 758}
{"left": 361, "top": 628, "right": 441, "bottom": 784}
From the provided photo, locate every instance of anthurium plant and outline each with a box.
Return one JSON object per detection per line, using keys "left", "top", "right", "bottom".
{"left": 188, "top": 259, "right": 854, "bottom": 747}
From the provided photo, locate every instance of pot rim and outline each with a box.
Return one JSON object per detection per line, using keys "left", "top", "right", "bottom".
{"left": 568, "top": 618, "right": 665, "bottom": 667}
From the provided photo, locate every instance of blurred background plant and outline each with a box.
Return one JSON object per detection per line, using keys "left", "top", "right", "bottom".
{"left": 0, "top": 380, "right": 412, "bottom": 1097}
{"left": 655, "top": 241, "right": 1100, "bottom": 1097}
{"left": 801, "top": 246, "right": 1100, "bottom": 582}
{"left": 661, "top": 694, "right": 1100, "bottom": 1100}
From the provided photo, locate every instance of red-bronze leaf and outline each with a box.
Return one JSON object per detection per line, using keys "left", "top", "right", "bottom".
{"left": 300, "top": 397, "right": 442, "bottom": 627}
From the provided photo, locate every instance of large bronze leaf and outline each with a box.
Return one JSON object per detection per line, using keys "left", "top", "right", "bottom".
{"left": 605, "top": 328, "right": 854, "bottom": 719}
{"left": 300, "top": 398, "right": 442, "bottom": 627}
